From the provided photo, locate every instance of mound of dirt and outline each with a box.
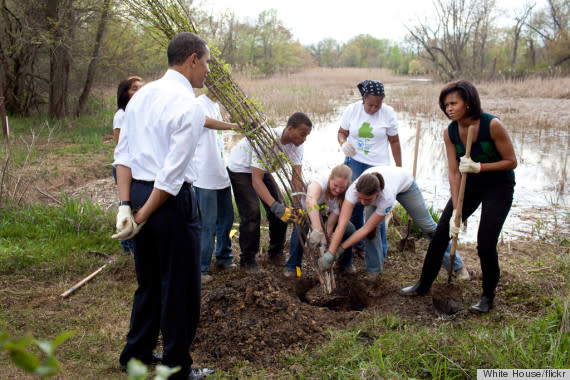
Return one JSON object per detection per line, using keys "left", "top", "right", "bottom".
{"left": 192, "top": 270, "right": 357, "bottom": 369}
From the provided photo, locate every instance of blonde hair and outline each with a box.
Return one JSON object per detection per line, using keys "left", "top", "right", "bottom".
{"left": 325, "top": 164, "right": 352, "bottom": 208}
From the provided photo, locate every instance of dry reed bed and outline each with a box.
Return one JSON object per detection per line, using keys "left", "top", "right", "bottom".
{"left": 235, "top": 70, "right": 570, "bottom": 134}
{"left": 233, "top": 68, "right": 401, "bottom": 123}
{"left": 387, "top": 76, "right": 570, "bottom": 133}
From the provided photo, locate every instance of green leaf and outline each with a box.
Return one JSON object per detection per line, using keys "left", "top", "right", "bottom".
{"left": 127, "top": 358, "right": 148, "bottom": 380}
{"left": 51, "top": 331, "right": 76, "bottom": 349}
{"left": 35, "top": 356, "right": 61, "bottom": 377}
{"left": 154, "top": 364, "right": 180, "bottom": 380}
{"left": 36, "top": 340, "right": 54, "bottom": 356}
{"left": 9, "top": 349, "right": 40, "bottom": 372}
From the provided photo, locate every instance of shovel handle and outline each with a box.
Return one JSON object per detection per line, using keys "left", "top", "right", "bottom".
{"left": 412, "top": 120, "right": 421, "bottom": 178}
{"left": 447, "top": 125, "right": 475, "bottom": 283}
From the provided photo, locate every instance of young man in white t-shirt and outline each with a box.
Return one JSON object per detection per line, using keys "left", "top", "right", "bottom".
{"left": 227, "top": 112, "right": 312, "bottom": 272}
{"left": 193, "top": 91, "right": 236, "bottom": 284}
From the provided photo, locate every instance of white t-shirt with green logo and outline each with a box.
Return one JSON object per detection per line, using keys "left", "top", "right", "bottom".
{"left": 340, "top": 101, "right": 399, "bottom": 166}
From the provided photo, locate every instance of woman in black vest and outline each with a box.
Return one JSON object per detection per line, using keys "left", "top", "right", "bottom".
{"left": 401, "top": 80, "right": 517, "bottom": 313}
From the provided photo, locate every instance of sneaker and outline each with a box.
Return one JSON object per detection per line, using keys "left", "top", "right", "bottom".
{"left": 454, "top": 266, "right": 470, "bottom": 281}
{"left": 400, "top": 282, "right": 429, "bottom": 296}
{"left": 216, "top": 263, "right": 237, "bottom": 272}
{"left": 188, "top": 367, "right": 215, "bottom": 379}
{"left": 340, "top": 264, "right": 357, "bottom": 273}
{"left": 283, "top": 269, "right": 296, "bottom": 278}
{"left": 470, "top": 296, "right": 494, "bottom": 313}
{"left": 201, "top": 273, "right": 213, "bottom": 284}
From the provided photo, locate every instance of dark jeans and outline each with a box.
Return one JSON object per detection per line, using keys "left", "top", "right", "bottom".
{"left": 416, "top": 175, "right": 515, "bottom": 299}
{"left": 286, "top": 221, "right": 356, "bottom": 271}
{"left": 227, "top": 168, "right": 287, "bottom": 266}
{"left": 119, "top": 180, "right": 201, "bottom": 380}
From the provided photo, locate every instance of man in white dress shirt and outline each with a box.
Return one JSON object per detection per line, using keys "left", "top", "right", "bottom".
{"left": 113, "top": 32, "right": 235, "bottom": 379}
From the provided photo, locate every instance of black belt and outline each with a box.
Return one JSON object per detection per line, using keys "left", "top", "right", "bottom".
{"left": 133, "top": 179, "right": 193, "bottom": 189}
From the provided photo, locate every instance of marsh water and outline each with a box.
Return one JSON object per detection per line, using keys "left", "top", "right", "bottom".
{"left": 225, "top": 102, "right": 570, "bottom": 243}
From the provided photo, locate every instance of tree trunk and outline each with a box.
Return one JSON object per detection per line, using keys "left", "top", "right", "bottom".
{"left": 47, "top": 0, "right": 73, "bottom": 119}
{"left": 75, "top": 0, "right": 111, "bottom": 116}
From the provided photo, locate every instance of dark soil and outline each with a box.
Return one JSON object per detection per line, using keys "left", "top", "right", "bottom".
{"left": 3, "top": 176, "right": 567, "bottom": 376}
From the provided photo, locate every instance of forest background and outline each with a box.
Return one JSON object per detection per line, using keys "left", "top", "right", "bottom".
{"left": 0, "top": 0, "right": 568, "bottom": 120}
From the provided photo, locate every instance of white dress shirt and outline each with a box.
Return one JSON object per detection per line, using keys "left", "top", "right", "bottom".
{"left": 113, "top": 69, "right": 206, "bottom": 196}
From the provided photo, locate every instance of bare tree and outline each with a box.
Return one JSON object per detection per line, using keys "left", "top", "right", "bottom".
{"left": 512, "top": 3, "right": 534, "bottom": 69}
{"left": 406, "top": 0, "right": 482, "bottom": 79}
{"left": 525, "top": 0, "right": 570, "bottom": 68}
{"left": 47, "top": 0, "right": 73, "bottom": 118}
{"left": 471, "top": 0, "right": 495, "bottom": 75}
{"left": 75, "top": 0, "right": 112, "bottom": 116}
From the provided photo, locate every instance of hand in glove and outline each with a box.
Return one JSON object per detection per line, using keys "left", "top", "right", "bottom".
{"left": 341, "top": 141, "right": 356, "bottom": 157}
{"left": 449, "top": 209, "right": 461, "bottom": 239}
{"left": 317, "top": 246, "right": 345, "bottom": 271}
{"left": 123, "top": 218, "right": 147, "bottom": 240}
{"left": 459, "top": 157, "right": 481, "bottom": 173}
{"left": 270, "top": 201, "right": 298, "bottom": 223}
{"left": 309, "top": 229, "right": 325, "bottom": 247}
{"left": 112, "top": 205, "right": 135, "bottom": 240}
{"left": 318, "top": 251, "right": 336, "bottom": 271}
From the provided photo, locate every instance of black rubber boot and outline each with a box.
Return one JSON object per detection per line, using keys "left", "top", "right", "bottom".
{"left": 400, "top": 282, "right": 429, "bottom": 296}
{"left": 470, "top": 296, "right": 494, "bottom": 313}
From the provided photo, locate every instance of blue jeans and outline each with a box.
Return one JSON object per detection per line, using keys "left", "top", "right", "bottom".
{"left": 344, "top": 157, "right": 387, "bottom": 257}
{"left": 364, "top": 181, "right": 464, "bottom": 273}
{"left": 287, "top": 221, "right": 356, "bottom": 271}
{"left": 195, "top": 186, "right": 234, "bottom": 273}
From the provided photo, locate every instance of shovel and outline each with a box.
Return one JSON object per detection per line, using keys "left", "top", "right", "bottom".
{"left": 398, "top": 120, "right": 421, "bottom": 252}
{"left": 431, "top": 125, "right": 475, "bottom": 318}
{"left": 447, "top": 125, "right": 475, "bottom": 283}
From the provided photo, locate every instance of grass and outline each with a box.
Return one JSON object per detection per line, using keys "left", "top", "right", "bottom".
{"left": 0, "top": 194, "right": 567, "bottom": 378}
{"left": 0, "top": 70, "right": 569, "bottom": 378}
{"left": 279, "top": 300, "right": 569, "bottom": 379}
{"left": 0, "top": 197, "right": 116, "bottom": 277}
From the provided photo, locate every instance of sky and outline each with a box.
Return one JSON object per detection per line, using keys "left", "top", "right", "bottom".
{"left": 200, "top": 0, "right": 545, "bottom": 45}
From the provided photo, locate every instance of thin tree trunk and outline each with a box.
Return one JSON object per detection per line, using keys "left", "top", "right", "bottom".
{"left": 75, "top": 0, "right": 111, "bottom": 116}
{"left": 48, "top": 0, "right": 72, "bottom": 119}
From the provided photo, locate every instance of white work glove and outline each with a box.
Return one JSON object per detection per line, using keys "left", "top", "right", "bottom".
{"left": 112, "top": 205, "right": 134, "bottom": 240}
{"left": 341, "top": 141, "right": 356, "bottom": 157}
{"left": 449, "top": 209, "right": 460, "bottom": 239}
{"left": 459, "top": 157, "right": 481, "bottom": 173}
{"left": 308, "top": 229, "right": 325, "bottom": 247}
{"left": 123, "top": 218, "right": 147, "bottom": 240}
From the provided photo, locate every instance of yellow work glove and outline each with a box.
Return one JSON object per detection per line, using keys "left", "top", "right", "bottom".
{"left": 270, "top": 201, "right": 298, "bottom": 223}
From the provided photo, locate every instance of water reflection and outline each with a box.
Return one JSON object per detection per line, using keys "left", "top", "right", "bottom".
{"left": 224, "top": 107, "right": 570, "bottom": 242}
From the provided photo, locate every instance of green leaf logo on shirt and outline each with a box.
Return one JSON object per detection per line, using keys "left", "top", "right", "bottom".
{"left": 358, "top": 122, "right": 374, "bottom": 138}
{"left": 358, "top": 122, "right": 374, "bottom": 154}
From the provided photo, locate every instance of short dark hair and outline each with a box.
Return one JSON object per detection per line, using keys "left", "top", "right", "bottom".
{"left": 438, "top": 80, "right": 483, "bottom": 120}
{"left": 117, "top": 75, "right": 142, "bottom": 110}
{"left": 356, "top": 173, "right": 384, "bottom": 196}
{"left": 167, "top": 32, "right": 208, "bottom": 66}
{"left": 286, "top": 112, "right": 312, "bottom": 128}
